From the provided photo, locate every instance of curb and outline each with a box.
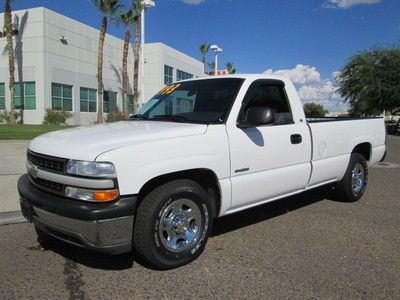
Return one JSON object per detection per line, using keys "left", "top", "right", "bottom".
{"left": 0, "top": 210, "right": 26, "bottom": 226}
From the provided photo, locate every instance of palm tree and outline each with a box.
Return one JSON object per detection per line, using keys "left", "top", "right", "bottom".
{"left": 5, "top": 0, "right": 16, "bottom": 124}
{"left": 132, "top": 0, "right": 142, "bottom": 113}
{"left": 118, "top": 9, "right": 134, "bottom": 117}
{"left": 198, "top": 43, "right": 210, "bottom": 74}
{"left": 226, "top": 62, "right": 237, "bottom": 74}
{"left": 207, "top": 62, "right": 215, "bottom": 75}
{"left": 92, "top": 0, "right": 123, "bottom": 123}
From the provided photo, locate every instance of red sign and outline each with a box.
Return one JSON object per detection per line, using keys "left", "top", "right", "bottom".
{"left": 216, "top": 70, "right": 228, "bottom": 75}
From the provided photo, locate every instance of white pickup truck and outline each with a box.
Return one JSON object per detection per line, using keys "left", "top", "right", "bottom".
{"left": 18, "top": 75, "right": 386, "bottom": 269}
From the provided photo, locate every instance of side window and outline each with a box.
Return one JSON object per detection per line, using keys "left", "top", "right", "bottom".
{"left": 244, "top": 84, "right": 293, "bottom": 125}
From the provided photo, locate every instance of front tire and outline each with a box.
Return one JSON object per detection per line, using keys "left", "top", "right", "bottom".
{"left": 336, "top": 153, "right": 368, "bottom": 202}
{"left": 133, "top": 179, "right": 214, "bottom": 269}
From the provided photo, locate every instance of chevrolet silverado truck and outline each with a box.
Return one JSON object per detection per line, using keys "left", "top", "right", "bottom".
{"left": 18, "top": 75, "right": 386, "bottom": 269}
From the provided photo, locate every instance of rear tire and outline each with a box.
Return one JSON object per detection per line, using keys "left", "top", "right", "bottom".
{"left": 133, "top": 179, "right": 214, "bottom": 270}
{"left": 336, "top": 153, "right": 368, "bottom": 202}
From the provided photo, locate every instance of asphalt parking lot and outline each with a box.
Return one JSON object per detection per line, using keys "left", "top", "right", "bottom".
{"left": 0, "top": 136, "right": 399, "bottom": 299}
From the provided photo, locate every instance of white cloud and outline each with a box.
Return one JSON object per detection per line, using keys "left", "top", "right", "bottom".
{"left": 332, "top": 70, "right": 341, "bottom": 79}
{"left": 298, "top": 85, "right": 319, "bottom": 100}
{"left": 182, "top": 0, "right": 206, "bottom": 4}
{"left": 264, "top": 64, "right": 321, "bottom": 84}
{"left": 264, "top": 65, "right": 345, "bottom": 112}
{"left": 325, "top": 0, "right": 382, "bottom": 9}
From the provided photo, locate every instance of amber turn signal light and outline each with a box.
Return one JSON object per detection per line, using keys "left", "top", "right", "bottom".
{"left": 93, "top": 190, "right": 119, "bottom": 202}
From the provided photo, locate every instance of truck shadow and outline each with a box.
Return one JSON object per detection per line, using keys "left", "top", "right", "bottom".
{"left": 39, "top": 238, "right": 135, "bottom": 270}
{"left": 39, "top": 187, "right": 337, "bottom": 271}
{"left": 212, "top": 187, "right": 336, "bottom": 237}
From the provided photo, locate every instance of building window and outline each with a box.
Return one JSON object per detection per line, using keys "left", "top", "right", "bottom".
{"left": 80, "top": 87, "right": 97, "bottom": 112}
{"left": 52, "top": 83, "right": 73, "bottom": 111}
{"left": 103, "top": 91, "right": 117, "bottom": 113}
{"left": 14, "top": 82, "right": 36, "bottom": 110}
{"left": 176, "top": 70, "right": 193, "bottom": 82}
{"left": 0, "top": 83, "right": 5, "bottom": 110}
{"left": 164, "top": 65, "right": 173, "bottom": 85}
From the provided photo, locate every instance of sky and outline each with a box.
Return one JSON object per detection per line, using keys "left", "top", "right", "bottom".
{"left": 3, "top": 0, "right": 400, "bottom": 111}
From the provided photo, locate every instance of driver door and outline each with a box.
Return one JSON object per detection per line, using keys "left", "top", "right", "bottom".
{"left": 227, "top": 80, "right": 311, "bottom": 211}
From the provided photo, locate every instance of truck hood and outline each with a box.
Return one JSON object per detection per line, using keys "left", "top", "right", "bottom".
{"left": 29, "top": 121, "right": 208, "bottom": 161}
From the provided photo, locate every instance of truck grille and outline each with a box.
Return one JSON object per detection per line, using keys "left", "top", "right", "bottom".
{"left": 27, "top": 151, "right": 66, "bottom": 173}
{"left": 30, "top": 176, "right": 65, "bottom": 193}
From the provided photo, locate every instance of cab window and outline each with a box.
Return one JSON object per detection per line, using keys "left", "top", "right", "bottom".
{"left": 242, "top": 83, "right": 293, "bottom": 125}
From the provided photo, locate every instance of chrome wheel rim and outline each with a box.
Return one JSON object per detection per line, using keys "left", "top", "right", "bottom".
{"left": 159, "top": 199, "right": 202, "bottom": 252}
{"left": 351, "top": 163, "right": 365, "bottom": 195}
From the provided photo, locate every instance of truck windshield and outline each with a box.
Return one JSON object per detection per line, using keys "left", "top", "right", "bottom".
{"left": 133, "top": 78, "right": 244, "bottom": 124}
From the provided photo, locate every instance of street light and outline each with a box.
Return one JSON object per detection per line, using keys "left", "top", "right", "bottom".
{"left": 210, "top": 44, "right": 222, "bottom": 76}
{"left": 140, "top": 0, "right": 155, "bottom": 105}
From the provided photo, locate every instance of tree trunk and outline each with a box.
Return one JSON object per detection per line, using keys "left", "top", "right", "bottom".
{"left": 5, "top": 0, "right": 16, "bottom": 125}
{"left": 122, "top": 28, "right": 130, "bottom": 118}
{"left": 132, "top": 17, "right": 141, "bottom": 113}
{"left": 96, "top": 17, "right": 107, "bottom": 123}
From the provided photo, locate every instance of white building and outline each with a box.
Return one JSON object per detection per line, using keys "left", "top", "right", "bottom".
{"left": 0, "top": 7, "right": 204, "bottom": 125}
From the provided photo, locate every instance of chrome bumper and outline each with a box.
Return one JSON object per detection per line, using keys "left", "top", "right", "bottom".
{"left": 18, "top": 173, "right": 136, "bottom": 255}
{"left": 32, "top": 206, "right": 133, "bottom": 254}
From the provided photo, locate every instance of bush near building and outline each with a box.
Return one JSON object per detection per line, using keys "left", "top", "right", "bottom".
{"left": 106, "top": 112, "right": 125, "bottom": 123}
{"left": 0, "top": 110, "right": 20, "bottom": 124}
{"left": 42, "top": 109, "right": 72, "bottom": 125}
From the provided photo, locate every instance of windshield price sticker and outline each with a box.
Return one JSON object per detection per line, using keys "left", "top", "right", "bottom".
{"left": 157, "top": 83, "right": 181, "bottom": 95}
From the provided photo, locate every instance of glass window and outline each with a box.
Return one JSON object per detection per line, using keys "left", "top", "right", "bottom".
{"left": 164, "top": 65, "right": 173, "bottom": 85}
{"left": 80, "top": 87, "right": 97, "bottom": 112}
{"left": 52, "top": 83, "right": 73, "bottom": 111}
{"left": 25, "top": 82, "right": 35, "bottom": 95}
{"left": 14, "top": 82, "right": 36, "bottom": 110}
{"left": 243, "top": 84, "right": 293, "bottom": 125}
{"left": 0, "top": 83, "right": 5, "bottom": 110}
{"left": 136, "top": 78, "right": 245, "bottom": 124}
{"left": 177, "top": 70, "right": 193, "bottom": 82}
{"left": 103, "top": 91, "right": 117, "bottom": 113}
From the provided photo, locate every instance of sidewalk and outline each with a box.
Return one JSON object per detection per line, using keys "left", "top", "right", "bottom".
{"left": 0, "top": 140, "right": 30, "bottom": 224}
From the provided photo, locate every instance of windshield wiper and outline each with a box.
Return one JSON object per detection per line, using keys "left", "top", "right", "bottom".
{"left": 129, "top": 114, "right": 148, "bottom": 120}
{"left": 151, "top": 115, "right": 189, "bottom": 123}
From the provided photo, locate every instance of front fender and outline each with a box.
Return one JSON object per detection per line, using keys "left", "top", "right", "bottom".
{"left": 96, "top": 125, "right": 230, "bottom": 195}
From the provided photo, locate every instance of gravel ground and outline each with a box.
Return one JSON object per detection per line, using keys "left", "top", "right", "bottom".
{"left": 0, "top": 136, "right": 399, "bottom": 300}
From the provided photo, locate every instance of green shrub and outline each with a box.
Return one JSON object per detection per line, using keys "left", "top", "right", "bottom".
{"left": 0, "top": 110, "right": 20, "bottom": 124}
{"left": 106, "top": 112, "right": 125, "bottom": 123}
{"left": 43, "top": 109, "right": 72, "bottom": 125}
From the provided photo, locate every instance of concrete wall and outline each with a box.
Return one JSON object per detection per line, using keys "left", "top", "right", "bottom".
{"left": 0, "top": 8, "right": 46, "bottom": 124}
{"left": 142, "top": 43, "right": 205, "bottom": 102}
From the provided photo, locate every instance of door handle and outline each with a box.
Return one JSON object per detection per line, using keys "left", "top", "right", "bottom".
{"left": 291, "top": 134, "right": 302, "bottom": 144}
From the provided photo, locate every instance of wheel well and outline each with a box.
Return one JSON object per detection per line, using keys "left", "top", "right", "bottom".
{"left": 352, "top": 143, "right": 371, "bottom": 161}
{"left": 137, "top": 169, "right": 221, "bottom": 217}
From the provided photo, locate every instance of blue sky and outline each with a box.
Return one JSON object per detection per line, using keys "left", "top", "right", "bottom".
{"left": 4, "top": 0, "right": 400, "bottom": 111}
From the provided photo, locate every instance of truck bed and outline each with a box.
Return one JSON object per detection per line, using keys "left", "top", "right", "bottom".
{"left": 305, "top": 117, "right": 386, "bottom": 189}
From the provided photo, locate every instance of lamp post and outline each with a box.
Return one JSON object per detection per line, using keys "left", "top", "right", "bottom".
{"left": 140, "top": 0, "right": 155, "bottom": 105}
{"left": 210, "top": 44, "right": 222, "bottom": 75}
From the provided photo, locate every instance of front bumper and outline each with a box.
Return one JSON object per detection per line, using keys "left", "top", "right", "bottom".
{"left": 18, "top": 174, "right": 137, "bottom": 254}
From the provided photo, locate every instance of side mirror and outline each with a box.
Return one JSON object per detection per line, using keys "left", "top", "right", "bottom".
{"left": 237, "top": 107, "right": 275, "bottom": 128}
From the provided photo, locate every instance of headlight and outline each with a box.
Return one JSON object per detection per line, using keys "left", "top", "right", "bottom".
{"left": 66, "top": 160, "right": 116, "bottom": 177}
